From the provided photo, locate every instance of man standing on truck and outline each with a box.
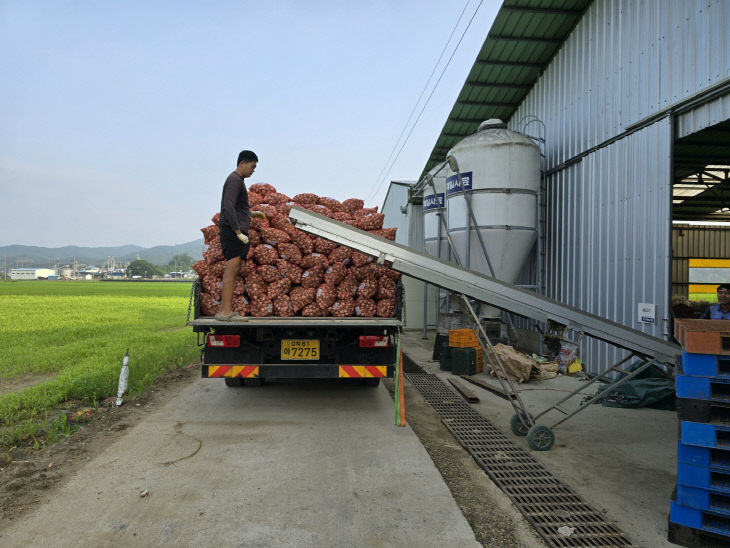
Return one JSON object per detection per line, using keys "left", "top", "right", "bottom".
{"left": 215, "top": 150, "right": 265, "bottom": 321}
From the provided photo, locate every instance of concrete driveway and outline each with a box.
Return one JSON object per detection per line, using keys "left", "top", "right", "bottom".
{"left": 0, "top": 377, "right": 479, "bottom": 547}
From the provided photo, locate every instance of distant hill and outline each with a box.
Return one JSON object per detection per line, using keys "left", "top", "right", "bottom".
{"left": 0, "top": 240, "right": 204, "bottom": 268}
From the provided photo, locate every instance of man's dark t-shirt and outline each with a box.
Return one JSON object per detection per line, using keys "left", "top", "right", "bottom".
{"left": 220, "top": 172, "right": 251, "bottom": 233}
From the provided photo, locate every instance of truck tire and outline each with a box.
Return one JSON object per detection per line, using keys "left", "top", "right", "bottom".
{"left": 224, "top": 377, "right": 243, "bottom": 387}
{"left": 362, "top": 378, "right": 380, "bottom": 387}
{"left": 244, "top": 378, "right": 264, "bottom": 387}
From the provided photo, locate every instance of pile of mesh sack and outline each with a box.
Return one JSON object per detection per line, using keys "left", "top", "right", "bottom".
{"left": 192, "top": 183, "right": 401, "bottom": 318}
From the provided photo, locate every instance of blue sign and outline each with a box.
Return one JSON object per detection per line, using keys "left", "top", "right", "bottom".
{"left": 423, "top": 193, "right": 445, "bottom": 211}
{"left": 445, "top": 171, "right": 473, "bottom": 195}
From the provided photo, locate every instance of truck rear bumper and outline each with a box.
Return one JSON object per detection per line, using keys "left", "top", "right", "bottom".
{"left": 203, "top": 364, "right": 392, "bottom": 379}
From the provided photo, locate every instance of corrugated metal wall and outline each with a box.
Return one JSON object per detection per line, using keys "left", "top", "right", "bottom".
{"left": 672, "top": 225, "right": 730, "bottom": 296}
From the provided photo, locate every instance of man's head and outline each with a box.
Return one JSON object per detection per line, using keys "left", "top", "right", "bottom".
{"left": 718, "top": 283, "right": 730, "bottom": 305}
{"left": 236, "top": 150, "right": 258, "bottom": 178}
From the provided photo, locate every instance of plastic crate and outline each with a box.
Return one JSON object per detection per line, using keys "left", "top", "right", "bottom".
{"left": 451, "top": 347, "right": 477, "bottom": 376}
{"left": 676, "top": 375, "right": 730, "bottom": 403}
{"left": 679, "top": 440, "right": 730, "bottom": 471}
{"left": 449, "top": 329, "right": 478, "bottom": 348}
{"left": 439, "top": 346, "right": 452, "bottom": 371}
{"left": 681, "top": 420, "right": 730, "bottom": 450}
{"left": 678, "top": 461, "right": 730, "bottom": 494}
{"left": 681, "top": 352, "right": 730, "bottom": 378}
{"left": 670, "top": 500, "right": 730, "bottom": 538}
{"left": 678, "top": 484, "right": 730, "bottom": 517}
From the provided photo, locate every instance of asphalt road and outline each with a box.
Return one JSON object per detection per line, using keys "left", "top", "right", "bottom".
{"left": 1, "top": 377, "right": 480, "bottom": 547}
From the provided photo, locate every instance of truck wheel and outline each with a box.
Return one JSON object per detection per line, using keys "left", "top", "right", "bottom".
{"left": 224, "top": 377, "right": 243, "bottom": 387}
{"left": 244, "top": 378, "right": 264, "bottom": 387}
{"left": 362, "top": 378, "right": 381, "bottom": 387}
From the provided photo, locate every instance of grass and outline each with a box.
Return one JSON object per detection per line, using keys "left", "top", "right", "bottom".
{"left": 0, "top": 280, "right": 198, "bottom": 447}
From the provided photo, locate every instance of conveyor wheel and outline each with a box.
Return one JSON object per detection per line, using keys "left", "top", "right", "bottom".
{"left": 510, "top": 412, "right": 532, "bottom": 436}
{"left": 527, "top": 425, "right": 555, "bottom": 451}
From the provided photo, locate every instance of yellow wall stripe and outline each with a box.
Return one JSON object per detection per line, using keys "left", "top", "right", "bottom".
{"left": 689, "top": 284, "right": 721, "bottom": 293}
{"left": 689, "top": 259, "right": 730, "bottom": 268}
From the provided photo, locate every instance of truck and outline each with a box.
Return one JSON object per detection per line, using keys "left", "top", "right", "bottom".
{"left": 186, "top": 281, "right": 403, "bottom": 387}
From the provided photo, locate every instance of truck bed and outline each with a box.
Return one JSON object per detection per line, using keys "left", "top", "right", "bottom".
{"left": 187, "top": 316, "right": 401, "bottom": 328}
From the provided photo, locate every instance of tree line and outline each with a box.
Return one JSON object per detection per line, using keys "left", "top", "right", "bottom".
{"left": 126, "top": 254, "right": 195, "bottom": 278}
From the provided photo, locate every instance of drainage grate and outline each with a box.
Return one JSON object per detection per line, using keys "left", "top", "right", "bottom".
{"left": 405, "top": 370, "right": 636, "bottom": 548}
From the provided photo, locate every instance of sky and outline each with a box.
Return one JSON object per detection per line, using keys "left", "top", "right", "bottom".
{"left": 0, "top": 0, "right": 500, "bottom": 248}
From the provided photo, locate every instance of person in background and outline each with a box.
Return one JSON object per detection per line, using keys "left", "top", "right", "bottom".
{"left": 216, "top": 149, "right": 265, "bottom": 321}
{"left": 700, "top": 283, "right": 730, "bottom": 319}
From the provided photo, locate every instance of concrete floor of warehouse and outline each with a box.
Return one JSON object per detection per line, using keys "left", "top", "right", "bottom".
{"left": 401, "top": 329, "right": 677, "bottom": 548}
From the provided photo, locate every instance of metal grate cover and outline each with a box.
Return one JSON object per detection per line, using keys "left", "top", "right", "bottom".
{"left": 406, "top": 371, "right": 636, "bottom": 548}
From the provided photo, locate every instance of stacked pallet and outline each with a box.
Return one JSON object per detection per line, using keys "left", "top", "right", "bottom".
{"left": 670, "top": 319, "right": 730, "bottom": 546}
{"left": 191, "top": 184, "right": 402, "bottom": 318}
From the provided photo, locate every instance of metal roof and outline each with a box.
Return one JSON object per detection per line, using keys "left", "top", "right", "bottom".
{"left": 421, "top": 0, "right": 592, "bottom": 178}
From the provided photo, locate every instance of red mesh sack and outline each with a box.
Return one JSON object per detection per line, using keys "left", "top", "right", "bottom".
{"left": 234, "top": 278, "right": 246, "bottom": 296}
{"left": 245, "top": 273, "right": 267, "bottom": 300}
{"left": 275, "top": 259, "right": 303, "bottom": 283}
{"left": 247, "top": 228, "right": 261, "bottom": 246}
{"left": 328, "top": 246, "right": 352, "bottom": 265}
{"left": 200, "top": 293, "right": 221, "bottom": 316}
{"left": 303, "top": 203, "right": 332, "bottom": 217}
{"left": 301, "top": 266, "right": 324, "bottom": 288}
{"left": 384, "top": 268, "right": 402, "bottom": 281}
{"left": 354, "top": 213, "right": 385, "bottom": 231}
{"left": 324, "top": 263, "right": 346, "bottom": 285}
{"left": 247, "top": 246, "right": 256, "bottom": 260}
{"left": 301, "top": 303, "right": 325, "bottom": 317}
{"left": 250, "top": 298, "right": 274, "bottom": 317}
{"left": 291, "top": 231, "right": 314, "bottom": 254}
{"left": 209, "top": 261, "right": 226, "bottom": 277}
{"left": 342, "top": 219, "right": 359, "bottom": 228}
{"left": 315, "top": 283, "right": 337, "bottom": 309}
{"left": 278, "top": 243, "right": 303, "bottom": 265}
{"left": 254, "top": 204, "right": 280, "bottom": 218}
{"left": 274, "top": 295, "right": 294, "bottom": 317}
{"left": 201, "top": 224, "right": 218, "bottom": 244}
{"left": 318, "top": 197, "right": 346, "bottom": 212}
{"left": 248, "top": 191, "right": 263, "bottom": 206}
{"left": 211, "top": 212, "right": 221, "bottom": 226}
{"left": 233, "top": 295, "right": 250, "bottom": 316}
{"left": 356, "top": 276, "right": 378, "bottom": 299}
{"left": 250, "top": 216, "right": 270, "bottom": 231}
{"left": 270, "top": 213, "right": 297, "bottom": 235}
{"left": 261, "top": 227, "right": 291, "bottom": 246}
{"left": 239, "top": 259, "right": 256, "bottom": 277}
{"left": 192, "top": 260, "right": 208, "bottom": 278}
{"left": 352, "top": 206, "right": 378, "bottom": 218}
{"left": 203, "top": 241, "right": 224, "bottom": 265}
{"left": 377, "top": 276, "right": 397, "bottom": 300}
{"left": 290, "top": 286, "right": 315, "bottom": 312}
{"left": 314, "top": 237, "right": 338, "bottom": 255}
{"left": 331, "top": 212, "right": 352, "bottom": 222}
{"left": 267, "top": 277, "right": 292, "bottom": 300}
{"left": 293, "top": 193, "right": 319, "bottom": 205}
{"left": 351, "top": 251, "right": 372, "bottom": 267}
{"left": 373, "top": 265, "right": 390, "bottom": 278}
{"left": 354, "top": 297, "right": 377, "bottom": 317}
{"left": 301, "top": 253, "right": 329, "bottom": 269}
{"left": 263, "top": 192, "right": 291, "bottom": 205}
{"left": 368, "top": 228, "right": 397, "bottom": 241}
{"left": 253, "top": 244, "right": 278, "bottom": 265}
{"left": 376, "top": 298, "right": 396, "bottom": 318}
{"left": 202, "top": 274, "right": 222, "bottom": 300}
{"left": 331, "top": 297, "right": 355, "bottom": 317}
{"left": 342, "top": 198, "right": 364, "bottom": 212}
{"left": 257, "top": 264, "right": 283, "bottom": 283}
{"left": 249, "top": 183, "right": 276, "bottom": 195}
{"left": 336, "top": 276, "right": 358, "bottom": 299}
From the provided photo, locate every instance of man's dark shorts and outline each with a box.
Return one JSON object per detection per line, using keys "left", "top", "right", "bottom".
{"left": 220, "top": 224, "right": 250, "bottom": 261}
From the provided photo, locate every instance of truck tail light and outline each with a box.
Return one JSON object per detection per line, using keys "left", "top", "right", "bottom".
{"left": 359, "top": 335, "right": 390, "bottom": 348}
{"left": 207, "top": 334, "right": 240, "bottom": 348}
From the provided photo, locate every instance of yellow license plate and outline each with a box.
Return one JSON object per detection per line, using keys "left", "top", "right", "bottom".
{"left": 281, "top": 339, "right": 320, "bottom": 360}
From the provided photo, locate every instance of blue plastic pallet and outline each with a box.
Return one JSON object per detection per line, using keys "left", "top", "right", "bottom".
{"left": 681, "top": 352, "right": 730, "bottom": 378}
{"left": 681, "top": 420, "right": 730, "bottom": 449}
{"left": 677, "top": 484, "right": 730, "bottom": 516}
{"left": 678, "top": 461, "right": 730, "bottom": 494}
{"left": 679, "top": 440, "right": 730, "bottom": 471}
{"left": 670, "top": 500, "right": 730, "bottom": 538}
{"left": 676, "top": 375, "right": 730, "bottom": 402}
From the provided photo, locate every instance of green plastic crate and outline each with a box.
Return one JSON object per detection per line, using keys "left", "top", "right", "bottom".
{"left": 439, "top": 345, "right": 452, "bottom": 371}
{"left": 451, "top": 347, "right": 477, "bottom": 376}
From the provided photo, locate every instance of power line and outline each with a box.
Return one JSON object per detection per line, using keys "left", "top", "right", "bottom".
{"left": 368, "top": 0, "right": 485, "bottom": 206}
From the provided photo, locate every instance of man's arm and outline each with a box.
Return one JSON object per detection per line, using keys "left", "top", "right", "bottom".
{"left": 699, "top": 306, "right": 711, "bottom": 319}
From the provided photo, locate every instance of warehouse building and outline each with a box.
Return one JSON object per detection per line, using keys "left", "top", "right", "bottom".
{"left": 404, "top": 0, "right": 730, "bottom": 376}
{"left": 9, "top": 268, "right": 57, "bottom": 280}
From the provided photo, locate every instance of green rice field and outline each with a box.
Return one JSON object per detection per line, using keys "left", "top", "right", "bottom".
{"left": 0, "top": 280, "right": 199, "bottom": 446}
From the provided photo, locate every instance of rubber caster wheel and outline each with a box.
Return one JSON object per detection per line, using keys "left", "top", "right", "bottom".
{"left": 510, "top": 412, "right": 532, "bottom": 436}
{"left": 224, "top": 377, "right": 243, "bottom": 387}
{"left": 362, "top": 378, "right": 381, "bottom": 387}
{"left": 527, "top": 425, "right": 555, "bottom": 451}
